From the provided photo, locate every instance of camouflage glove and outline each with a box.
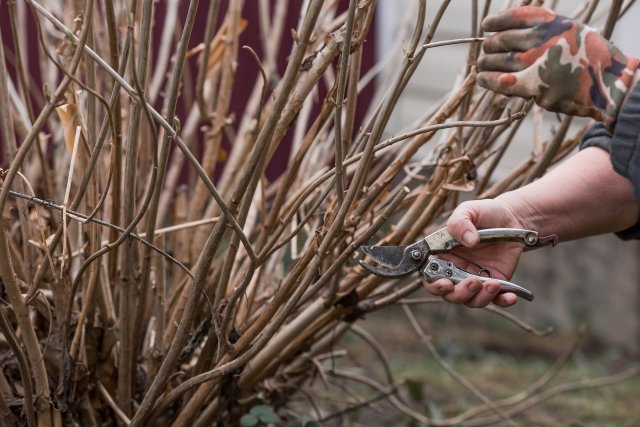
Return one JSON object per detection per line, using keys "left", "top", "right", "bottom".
{"left": 477, "top": 6, "right": 640, "bottom": 129}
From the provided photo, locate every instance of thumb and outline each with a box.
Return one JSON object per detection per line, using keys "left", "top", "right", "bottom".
{"left": 446, "top": 201, "right": 481, "bottom": 247}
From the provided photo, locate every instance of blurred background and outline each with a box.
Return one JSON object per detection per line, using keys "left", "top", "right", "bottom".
{"left": 312, "top": 3, "right": 640, "bottom": 423}
{"left": 376, "top": 0, "right": 640, "bottom": 357}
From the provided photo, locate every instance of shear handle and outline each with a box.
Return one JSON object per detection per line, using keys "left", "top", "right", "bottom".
{"left": 426, "top": 227, "right": 555, "bottom": 253}
{"left": 421, "top": 258, "right": 534, "bottom": 302}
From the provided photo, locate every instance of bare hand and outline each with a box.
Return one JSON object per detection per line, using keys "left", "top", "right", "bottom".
{"left": 422, "top": 198, "right": 525, "bottom": 308}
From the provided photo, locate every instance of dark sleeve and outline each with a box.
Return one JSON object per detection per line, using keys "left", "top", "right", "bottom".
{"left": 579, "top": 81, "right": 640, "bottom": 240}
{"left": 610, "top": 81, "right": 640, "bottom": 201}
{"left": 579, "top": 122, "right": 612, "bottom": 152}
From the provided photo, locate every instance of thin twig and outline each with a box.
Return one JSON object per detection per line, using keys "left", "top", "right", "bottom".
{"left": 27, "top": 0, "right": 256, "bottom": 262}
{"left": 328, "top": 369, "right": 431, "bottom": 424}
{"left": 119, "top": 0, "right": 155, "bottom": 413}
{"left": 399, "top": 297, "right": 554, "bottom": 336}
{"left": 462, "top": 366, "right": 640, "bottom": 426}
{"left": 3, "top": 189, "right": 194, "bottom": 278}
{"left": 60, "top": 125, "right": 81, "bottom": 279}
{"left": 423, "top": 36, "right": 485, "bottom": 49}
{"left": 402, "top": 304, "right": 517, "bottom": 427}
{"left": 96, "top": 380, "right": 131, "bottom": 425}
{"left": 448, "top": 330, "right": 584, "bottom": 424}
{"left": 347, "top": 324, "right": 396, "bottom": 388}
{"left": 333, "top": 0, "right": 358, "bottom": 204}
{"left": 0, "top": 308, "right": 35, "bottom": 427}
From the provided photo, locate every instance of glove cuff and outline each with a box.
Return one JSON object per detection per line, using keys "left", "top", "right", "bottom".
{"left": 603, "top": 55, "right": 640, "bottom": 129}
{"left": 621, "top": 56, "right": 640, "bottom": 105}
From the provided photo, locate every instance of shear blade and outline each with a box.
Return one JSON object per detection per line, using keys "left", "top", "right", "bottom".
{"left": 358, "top": 260, "right": 399, "bottom": 277}
{"left": 359, "top": 245, "right": 405, "bottom": 268}
{"left": 359, "top": 240, "right": 430, "bottom": 278}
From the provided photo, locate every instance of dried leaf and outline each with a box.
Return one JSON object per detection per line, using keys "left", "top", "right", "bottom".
{"left": 29, "top": 207, "right": 50, "bottom": 221}
{"left": 442, "top": 177, "right": 475, "bottom": 192}
{"left": 55, "top": 103, "right": 79, "bottom": 152}
{"left": 217, "top": 147, "right": 228, "bottom": 163}
{"left": 201, "top": 18, "right": 248, "bottom": 78}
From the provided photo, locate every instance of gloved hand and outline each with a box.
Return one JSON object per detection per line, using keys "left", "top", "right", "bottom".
{"left": 476, "top": 6, "right": 640, "bottom": 129}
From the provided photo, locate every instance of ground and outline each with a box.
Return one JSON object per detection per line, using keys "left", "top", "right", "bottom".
{"left": 297, "top": 301, "right": 640, "bottom": 426}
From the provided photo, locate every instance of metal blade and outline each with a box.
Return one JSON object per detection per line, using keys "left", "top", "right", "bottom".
{"left": 358, "top": 240, "right": 431, "bottom": 278}
{"left": 358, "top": 260, "right": 401, "bottom": 277}
{"left": 359, "top": 245, "right": 405, "bottom": 268}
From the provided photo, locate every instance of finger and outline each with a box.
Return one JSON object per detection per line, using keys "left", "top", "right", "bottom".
{"left": 476, "top": 70, "right": 540, "bottom": 98}
{"left": 422, "top": 278, "right": 454, "bottom": 296}
{"left": 442, "top": 277, "right": 482, "bottom": 304}
{"left": 464, "top": 281, "right": 502, "bottom": 308}
{"left": 482, "top": 6, "right": 556, "bottom": 32}
{"left": 483, "top": 28, "right": 540, "bottom": 54}
{"left": 478, "top": 53, "right": 525, "bottom": 73}
{"left": 492, "top": 292, "right": 518, "bottom": 307}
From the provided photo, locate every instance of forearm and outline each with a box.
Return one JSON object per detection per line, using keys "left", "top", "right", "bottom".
{"left": 499, "top": 147, "right": 640, "bottom": 241}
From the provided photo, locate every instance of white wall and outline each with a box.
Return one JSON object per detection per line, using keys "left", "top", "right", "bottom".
{"left": 613, "top": 3, "right": 640, "bottom": 57}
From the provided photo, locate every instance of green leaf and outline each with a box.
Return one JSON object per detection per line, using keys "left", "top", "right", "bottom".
{"left": 286, "top": 416, "right": 322, "bottom": 427}
{"left": 250, "top": 404, "right": 281, "bottom": 423}
{"left": 427, "top": 401, "right": 443, "bottom": 421}
{"left": 258, "top": 412, "right": 281, "bottom": 424}
{"left": 240, "top": 414, "right": 259, "bottom": 427}
{"left": 405, "top": 377, "right": 424, "bottom": 402}
{"left": 250, "top": 405, "right": 274, "bottom": 416}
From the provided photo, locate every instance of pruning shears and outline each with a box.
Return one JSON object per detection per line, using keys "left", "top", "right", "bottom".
{"left": 359, "top": 227, "right": 558, "bottom": 302}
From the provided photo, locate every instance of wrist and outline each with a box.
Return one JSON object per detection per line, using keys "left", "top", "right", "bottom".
{"left": 495, "top": 192, "right": 541, "bottom": 233}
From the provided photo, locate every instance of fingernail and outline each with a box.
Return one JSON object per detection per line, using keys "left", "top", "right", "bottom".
{"left": 487, "top": 283, "right": 499, "bottom": 294}
{"left": 462, "top": 231, "right": 475, "bottom": 246}
{"left": 467, "top": 282, "right": 479, "bottom": 292}
{"left": 438, "top": 284, "right": 449, "bottom": 293}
